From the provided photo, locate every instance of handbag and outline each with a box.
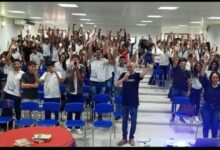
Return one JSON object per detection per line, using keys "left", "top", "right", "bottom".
{"left": 177, "top": 104, "right": 195, "bottom": 116}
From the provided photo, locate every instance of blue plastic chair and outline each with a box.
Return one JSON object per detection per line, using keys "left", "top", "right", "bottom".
{"left": 172, "top": 96, "right": 198, "bottom": 136}
{"left": 0, "top": 99, "right": 15, "bottom": 131}
{"left": 15, "top": 101, "right": 39, "bottom": 128}
{"left": 92, "top": 103, "right": 113, "bottom": 146}
{"left": 38, "top": 83, "right": 44, "bottom": 92}
{"left": 65, "top": 103, "right": 86, "bottom": 137}
{"left": 37, "top": 102, "right": 60, "bottom": 126}
{"left": 38, "top": 71, "right": 45, "bottom": 77}
{"left": 113, "top": 96, "right": 122, "bottom": 139}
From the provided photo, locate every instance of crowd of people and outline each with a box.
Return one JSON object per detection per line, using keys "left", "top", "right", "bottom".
{"left": 0, "top": 24, "right": 220, "bottom": 146}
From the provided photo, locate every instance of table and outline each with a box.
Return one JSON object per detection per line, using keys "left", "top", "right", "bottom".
{"left": 0, "top": 126, "right": 76, "bottom": 147}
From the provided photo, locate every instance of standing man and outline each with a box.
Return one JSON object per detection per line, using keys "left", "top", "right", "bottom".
{"left": 115, "top": 61, "right": 147, "bottom": 146}
{"left": 64, "top": 54, "right": 85, "bottom": 134}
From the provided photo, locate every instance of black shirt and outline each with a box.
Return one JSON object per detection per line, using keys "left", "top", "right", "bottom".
{"left": 22, "top": 46, "right": 32, "bottom": 63}
{"left": 21, "top": 72, "right": 38, "bottom": 99}
{"left": 118, "top": 72, "right": 143, "bottom": 107}
{"left": 172, "top": 67, "right": 191, "bottom": 92}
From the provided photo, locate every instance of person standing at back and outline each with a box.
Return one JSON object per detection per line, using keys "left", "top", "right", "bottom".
{"left": 115, "top": 61, "right": 147, "bottom": 146}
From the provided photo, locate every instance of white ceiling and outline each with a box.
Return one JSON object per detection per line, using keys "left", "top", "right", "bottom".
{"left": 1, "top": 2, "right": 220, "bottom": 27}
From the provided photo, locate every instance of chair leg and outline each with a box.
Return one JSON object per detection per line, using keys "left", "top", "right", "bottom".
{"left": 92, "top": 127, "right": 94, "bottom": 147}
{"left": 110, "top": 127, "right": 112, "bottom": 147}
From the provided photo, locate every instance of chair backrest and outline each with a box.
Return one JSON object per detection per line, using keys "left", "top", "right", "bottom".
{"left": 93, "top": 94, "right": 110, "bottom": 104}
{"left": 114, "top": 96, "right": 121, "bottom": 105}
{"left": 65, "top": 103, "right": 84, "bottom": 113}
{"left": 2, "top": 99, "right": 15, "bottom": 108}
{"left": 94, "top": 103, "right": 114, "bottom": 114}
{"left": 43, "top": 102, "right": 60, "bottom": 112}
{"left": 173, "top": 96, "right": 191, "bottom": 105}
{"left": 21, "top": 101, "right": 39, "bottom": 111}
{"left": 59, "top": 84, "right": 66, "bottom": 94}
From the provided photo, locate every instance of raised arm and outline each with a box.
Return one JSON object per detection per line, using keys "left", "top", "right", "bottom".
{"left": 172, "top": 45, "right": 180, "bottom": 68}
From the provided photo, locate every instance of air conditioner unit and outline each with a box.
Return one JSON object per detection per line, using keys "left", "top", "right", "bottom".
{"left": 14, "top": 19, "right": 26, "bottom": 25}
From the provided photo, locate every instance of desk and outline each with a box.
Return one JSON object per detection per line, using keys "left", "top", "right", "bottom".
{"left": 0, "top": 126, "right": 76, "bottom": 147}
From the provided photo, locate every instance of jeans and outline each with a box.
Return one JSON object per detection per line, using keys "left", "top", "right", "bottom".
{"left": 190, "top": 88, "right": 202, "bottom": 116}
{"left": 90, "top": 81, "right": 106, "bottom": 96}
{"left": 170, "top": 87, "right": 187, "bottom": 118}
{"left": 114, "top": 86, "right": 122, "bottom": 112}
{"left": 121, "top": 106, "right": 138, "bottom": 140}
{"left": 105, "top": 77, "right": 113, "bottom": 95}
{"left": 201, "top": 104, "right": 220, "bottom": 138}
{"left": 66, "top": 93, "right": 83, "bottom": 129}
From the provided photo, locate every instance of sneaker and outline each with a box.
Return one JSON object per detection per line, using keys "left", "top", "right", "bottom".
{"left": 179, "top": 117, "right": 186, "bottom": 123}
{"left": 129, "top": 139, "right": 135, "bottom": 146}
{"left": 115, "top": 116, "right": 121, "bottom": 121}
{"left": 118, "top": 139, "right": 127, "bottom": 146}
{"left": 67, "top": 128, "right": 72, "bottom": 132}
{"left": 75, "top": 128, "right": 83, "bottom": 135}
{"left": 194, "top": 116, "right": 200, "bottom": 122}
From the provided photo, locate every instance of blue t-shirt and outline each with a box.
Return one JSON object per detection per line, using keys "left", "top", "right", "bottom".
{"left": 118, "top": 72, "right": 143, "bottom": 107}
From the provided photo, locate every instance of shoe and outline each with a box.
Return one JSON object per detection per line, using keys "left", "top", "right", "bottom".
{"left": 115, "top": 116, "right": 121, "bottom": 121}
{"left": 67, "top": 128, "right": 72, "bottom": 132}
{"left": 179, "top": 117, "right": 186, "bottom": 123}
{"left": 194, "top": 116, "right": 200, "bottom": 122}
{"left": 118, "top": 139, "right": 127, "bottom": 146}
{"left": 75, "top": 128, "right": 83, "bottom": 135}
{"left": 170, "top": 117, "right": 175, "bottom": 122}
{"left": 129, "top": 139, "right": 135, "bottom": 146}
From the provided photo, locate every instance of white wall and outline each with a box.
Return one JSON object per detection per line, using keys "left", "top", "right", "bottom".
{"left": 0, "top": 17, "right": 23, "bottom": 53}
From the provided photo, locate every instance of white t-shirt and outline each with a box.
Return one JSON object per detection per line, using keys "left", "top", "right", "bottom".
{"left": 4, "top": 69, "right": 24, "bottom": 97}
{"left": 105, "top": 63, "right": 114, "bottom": 80}
{"left": 30, "top": 52, "right": 43, "bottom": 66}
{"left": 12, "top": 51, "right": 22, "bottom": 61}
{"left": 40, "top": 71, "right": 62, "bottom": 98}
{"left": 52, "top": 46, "right": 59, "bottom": 62}
{"left": 55, "top": 62, "right": 66, "bottom": 79}
{"left": 114, "top": 65, "right": 126, "bottom": 87}
{"left": 153, "top": 47, "right": 163, "bottom": 64}
{"left": 3, "top": 63, "right": 11, "bottom": 75}
{"left": 90, "top": 58, "right": 108, "bottom": 82}
{"left": 192, "top": 77, "right": 202, "bottom": 90}
{"left": 75, "top": 43, "right": 83, "bottom": 55}
{"left": 159, "top": 50, "right": 170, "bottom": 66}
{"left": 42, "top": 43, "right": 51, "bottom": 56}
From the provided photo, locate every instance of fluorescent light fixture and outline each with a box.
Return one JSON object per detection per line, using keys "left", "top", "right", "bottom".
{"left": 85, "top": 22, "right": 95, "bottom": 25}
{"left": 136, "top": 24, "right": 146, "bottom": 26}
{"left": 190, "top": 21, "right": 202, "bottom": 24}
{"left": 8, "top": 10, "right": 26, "bottom": 14}
{"left": 147, "top": 15, "right": 162, "bottom": 18}
{"left": 208, "top": 17, "right": 220, "bottom": 19}
{"left": 168, "top": 26, "right": 179, "bottom": 28}
{"left": 178, "top": 25, "right": 188, "bottom": 27}
{"left": 29, "top": 17, "right": 42, "bottom": 19}
{"left": 188, "top": 26, "right": 201, "bottom": 29}
{"left": 80, "top": 18, "right": 91, "bottom": 21}
{"left": 140, "top": 20, "right": 153, "bottom": 23}
{"left": 72, "top": 13, "right": 86, "bottom": 16}
{"left": 58, "top": 3, "right": 78, "bottom": 8}
{"left": 158, "top": 6, "right": 179, "bottom": 10}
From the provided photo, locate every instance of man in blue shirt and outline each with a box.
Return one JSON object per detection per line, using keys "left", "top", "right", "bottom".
{"left": 115, "top": 61, "right": 147, "bottom": 146}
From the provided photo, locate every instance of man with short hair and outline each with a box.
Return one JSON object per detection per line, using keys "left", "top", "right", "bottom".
{"left": 115, "top": 61, "right": 148, "bottom": 146}
{"left": 20, "top": 61, "right": 39, "bottom": 102}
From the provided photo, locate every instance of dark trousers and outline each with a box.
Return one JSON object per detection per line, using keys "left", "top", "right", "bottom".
{"left": 190, "top": 88, "right": 202, "bottom": 116}
{"left": 159, "top": 65, "right": 169, "bottom": 86}
{"left": 201, "top": 104, "right": 220, "bottom": 138}
{"left": 66, "top": 93, "right": 83, "bottom": 129}
{"left": 44, "top": 98, "right": 60, "bottom": 120}
{"left": 122, "top": 106, "right": 138, "bottom": 140}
